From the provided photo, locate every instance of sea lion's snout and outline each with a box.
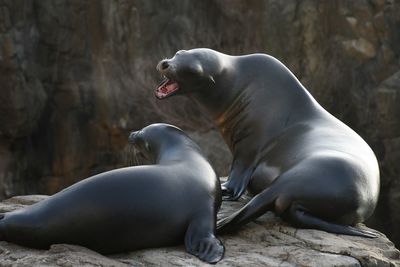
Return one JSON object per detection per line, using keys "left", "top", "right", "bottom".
{"left": 128, "top": 131, "right": 139, "bottom": 144}
{"left": 155, "top": 58, "right": 180, "bottom": 99}
{"left": 128, "top": 130, "right": 149, "bottom": 162}
{"left": 157, "top": 59, "right": 170, "bottom": 74}
{"left": 159, "top": 60, "right": 169, "bottom": 70}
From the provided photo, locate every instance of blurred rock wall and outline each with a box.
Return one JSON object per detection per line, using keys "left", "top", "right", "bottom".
{"left": 0, "top": 0, "right": 399, "bottom": 245}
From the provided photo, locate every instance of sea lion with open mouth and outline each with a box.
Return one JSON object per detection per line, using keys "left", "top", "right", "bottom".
{"left": 155, "top": 48, "right": 380, "bottom": 238}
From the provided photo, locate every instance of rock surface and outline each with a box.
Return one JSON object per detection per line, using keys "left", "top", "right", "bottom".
{"left": 0, "top": 195, "right": 398, "bottom": 267}
{"left": 0, "top": 0, "right": 399, "bottom": 246}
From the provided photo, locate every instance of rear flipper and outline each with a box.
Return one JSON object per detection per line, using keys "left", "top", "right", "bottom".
{"left": 217, "top": 186, "right": 277, "bottom": 234}
{"left": 184, "top": 218, "right": 224, "bottom": 264}
{"left": 288, "top": 206, "right": 378, "bottom": 238}
{"left": 216, "top": 184, "right": 378, "bottom": 238}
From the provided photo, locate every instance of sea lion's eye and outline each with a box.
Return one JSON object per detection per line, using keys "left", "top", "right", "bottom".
{"left": 185, "top": 62, "right": 203, "bottom": 75}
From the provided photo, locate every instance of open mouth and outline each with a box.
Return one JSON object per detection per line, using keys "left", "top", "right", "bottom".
{"left": 155, "top": 77, "right": 180, "bottom": 99}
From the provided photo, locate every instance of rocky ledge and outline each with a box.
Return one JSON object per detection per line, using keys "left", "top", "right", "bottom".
{"left": 0, "top": 195, "right": 398, "bottom": 267}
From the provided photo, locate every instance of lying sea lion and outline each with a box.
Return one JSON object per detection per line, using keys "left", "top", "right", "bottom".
{"left": 0, "top": 123, "right": 224, "bottom": 263}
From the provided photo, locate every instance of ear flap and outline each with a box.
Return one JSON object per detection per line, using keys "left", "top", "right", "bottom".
{"left": 189, "top": 62, "right": 215, "bottom": 85}
{"left": 145, "top": 142, "right": 151, "bottom": 151}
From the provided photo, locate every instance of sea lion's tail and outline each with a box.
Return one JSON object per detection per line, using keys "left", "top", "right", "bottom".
{"left": 217, "top": 182, "right": 379, "bottom": 238}
{"left": 288, "top": 208, "right": 378, "bottom": 238}
{"left": 319, "top": 224, "right": 378, "bottom": 238}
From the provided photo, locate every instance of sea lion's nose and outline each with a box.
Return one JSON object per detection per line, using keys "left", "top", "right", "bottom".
{"left": 129, "top": 131, "right": 139, "bottom": 144}
{"left": 157, "top": 60, "right": 170, "bottom": 72}
{"left": 161, "top": 60, "right": 169, "bottom": 69}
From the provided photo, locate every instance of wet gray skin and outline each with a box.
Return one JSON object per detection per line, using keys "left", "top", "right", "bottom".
{"left": 0, "top": 123, "right": 224, "bottom": 264}
{"left": 156, "top": 48, "right": 380, "bottom": 237}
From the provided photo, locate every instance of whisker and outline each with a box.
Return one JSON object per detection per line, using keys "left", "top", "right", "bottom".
{"left": 125, "top": 145, "right": 141, "bottom": 167}
{"left": 126, "top": 145, "right": 133, "bottom": 166}
{"left": 133, "top": 148, "right": 138, "bottom": 166}
{"left": 133, "top": 146, "right": 140, "bottom": 166}
{"left": 132, "top": 147, "right": 136, "bottom": 166}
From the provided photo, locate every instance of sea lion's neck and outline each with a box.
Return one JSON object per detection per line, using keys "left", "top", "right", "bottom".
{"left": 197, "top": 55, "right": 320, "bottom": 152}
{"left": 156, "top": 140, "right": 204, "bottom": 165}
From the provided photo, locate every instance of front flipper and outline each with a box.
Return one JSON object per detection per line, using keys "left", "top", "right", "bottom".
{"left": 184, "top": 219, "right": 224, "bottom": 264}
{"left": 185, "top": 235, "right": 224, "bottom": 264}
{"left": 222, "top": 161, "right": 255, "bottom": 201}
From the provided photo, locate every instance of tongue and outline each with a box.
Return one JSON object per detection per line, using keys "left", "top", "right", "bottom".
{"left": 155, "top": 79, "right": 179, "bottom": 99}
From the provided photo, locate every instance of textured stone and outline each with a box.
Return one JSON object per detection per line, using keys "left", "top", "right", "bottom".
{"left": 0, "top": 0, "right": 46, "bottom": 139}
{"left": 0, "top": 195, "right": 399, "bottom": 267}
{"left": 342, "top": 38, "right": 376, "bottom": 61}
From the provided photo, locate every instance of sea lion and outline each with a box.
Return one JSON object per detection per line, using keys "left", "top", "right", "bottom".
{"left": 155, "top": 48, "right": 380, "bottom": 237}
{"left": 0, "top": 123, "right": 224, "bottom": 263}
